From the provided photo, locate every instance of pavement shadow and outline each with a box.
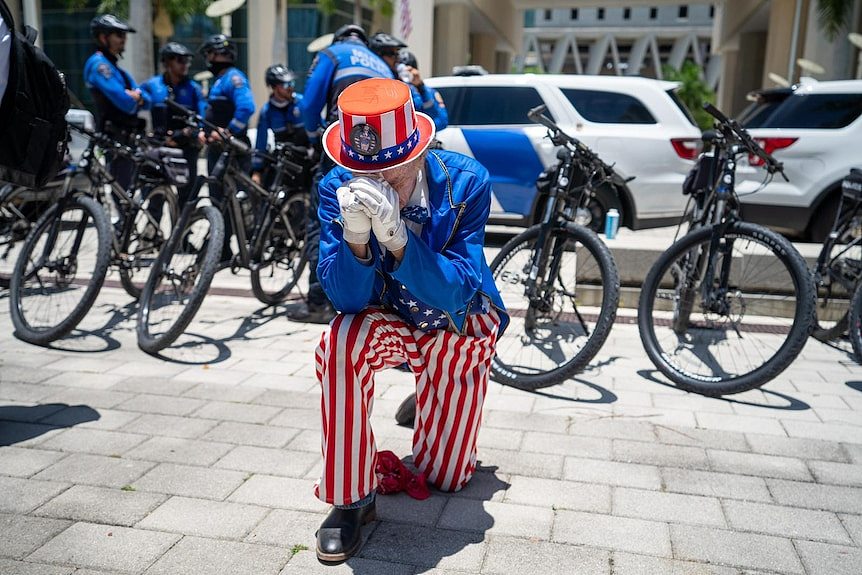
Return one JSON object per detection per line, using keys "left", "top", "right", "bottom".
{"left": 0, "top": 403, "right": 100, "bottom": 446}
{"left": 847, "top": 381, "right": 862, "bottom": 394}
{"left": 637, "top": 369, "right": 811, "bottom": 411}
{"left": 44, "top": 301, "right": 136, "bottom": 353}
{"left": 358, "top": 464, "right": 509, "bottom": 572}
{"left": 528, "top": 377, "right": 618, "bottom": 404}
{"left": 151, "top": 301, "right": 308, "bottom": 365}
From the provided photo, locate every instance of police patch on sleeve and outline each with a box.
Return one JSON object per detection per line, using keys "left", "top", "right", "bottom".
{"left": 231, "top": 75, "right": 245, "bottom": 88}
{"left": 434, "top": 92, "right": 445, "bottom": 107}
{"left": 97, "top": 63, "right": 112, "bottom": 79}
{"left": 293, "top": 107, "right": 301, "bottom": 118}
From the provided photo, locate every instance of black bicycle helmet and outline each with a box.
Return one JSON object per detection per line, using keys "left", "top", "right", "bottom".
{"left": 265, "top": 64, "right": 296, "bottom": 87}
{"left": 90, "top": 14, "right": 136, "bottom": 38}
{"left": 333, "top": 24, "right": 367, "bottom": 45}
{"left": 399, "top": 50, "right": 418, "bottom": 69}
{"left": 199, "top": 34, "right": 237, "bottom": 60}
{"left": 369, "top": 32, "right": 407, "bottom": 55}
{"left": 159, "top": 42, "right": 193, "bottom": 63}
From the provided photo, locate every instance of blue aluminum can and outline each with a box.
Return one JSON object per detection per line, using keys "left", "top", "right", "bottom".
{"left": 604, "top": 208, "right": 620, "bottom": 239}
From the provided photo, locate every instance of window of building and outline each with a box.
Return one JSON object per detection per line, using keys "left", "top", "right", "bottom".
{"left": 597, "top": 8, "right": 605, "bottom": 20}
{"left": 709, "top": 5, "right": 715, "bottom": 18}
{"left": 544, "top": 9, "right": 552, "bottom": 20}
{"left": 649, "top": 7, "right": 658, "bottom": 19}
{"left": 623, "top": 7, "right": 631, "bottom": 20}
{"left": 562, "top": 89, "right": 657, "bottom": 124}
{"left": 571, "top": 8, "right": 579, "bottom": 20}
{"left": 442, "top": 86, "right": 550, "bottom": 125}
{"left": 678, "top": 5, "right": 689, "bottom": 19}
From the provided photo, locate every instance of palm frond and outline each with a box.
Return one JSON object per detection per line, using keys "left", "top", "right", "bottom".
{"left": 817, "top": 0, "right": 854, "bottom": 40}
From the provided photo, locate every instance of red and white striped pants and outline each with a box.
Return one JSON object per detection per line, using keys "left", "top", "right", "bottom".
{"left": 313, "top": 308, "right": 500, "bottom": 506}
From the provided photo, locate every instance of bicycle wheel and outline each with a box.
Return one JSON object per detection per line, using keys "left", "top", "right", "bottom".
{"left": 0, "top": 186, "right": 28, "bottom": 288}
{"left": 250, "top": 191, "right": 308, "bottom": 305}
{"left": 9, "top": 195, "right": 112, "bottom": 345}
{"left": 490, "top": 223, "right": 620, "bottom": 389}
{"left": 119, "top": 185, "right": 178, "bottom": 299}
{"left": 639, "top": 221, "right": 815, "bottom": 396}
{"left": 136, "top": 205, "right": 223, "bottom": 354}
{"left": 812, "top": 226, "right": 861, "bottom": 343}
{"left": 849, "top": 281, "right": 862, "bottom": 364}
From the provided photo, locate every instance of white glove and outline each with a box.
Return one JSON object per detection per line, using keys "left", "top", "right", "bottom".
{"left": 349, "top": 177, "right": 408, "bottom": 251}
{"left": 336, "top": 186, "right": 372, "bottom": 244}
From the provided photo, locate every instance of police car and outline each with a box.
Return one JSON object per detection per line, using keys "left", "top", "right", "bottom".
{"left": 425, "top": 74, "right": 702, "bottom": 230}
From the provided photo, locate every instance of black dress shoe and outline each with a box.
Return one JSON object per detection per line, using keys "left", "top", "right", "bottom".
{"left": 287, "top": 302, "right": 336, "bottom": 324}
{"left": 316, "top": 501, "right": 377, "bottom": 563}
{"left": 394, "top": 392, "right": 417, "bottom": 428}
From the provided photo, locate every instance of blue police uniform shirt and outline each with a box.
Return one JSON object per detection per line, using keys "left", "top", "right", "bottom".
{"left": 84, "top": 50, "right": 151, "bottom": 127}
{"left": 205, "top": 67, "right": 255, "bottom": 134}
{"left": 252, "top": 93, "right": 305, "bottom": 172}
{"left": 409, "top": 84, "right": 448, "bottom": 132}
{"left": 301, "top": 38, "right": 391, "bottom": 142}
{"left": 140, "top": 74, "right": 206, "bottom": 135}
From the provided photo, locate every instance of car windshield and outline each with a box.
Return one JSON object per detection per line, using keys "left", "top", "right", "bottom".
{"left": 740, "top": 101, "right": 788, "bottom": 128}
{"left": 756, "top": 93, "right": 862, "bottom": 129}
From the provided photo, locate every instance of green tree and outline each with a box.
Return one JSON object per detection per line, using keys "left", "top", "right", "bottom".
{"left": 662, "top": 62, "right": 716, "bottom": 131}
{"left": 816, "top": 0, "right": 855, "bottom": 41}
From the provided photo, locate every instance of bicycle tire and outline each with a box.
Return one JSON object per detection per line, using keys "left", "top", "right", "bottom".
{"left": 9, "top": 194, "right": 112, "bottom": 345}
{"left": 811, "top": 211, "right": 861, "bottom": 343}
{"left": 849, "top": 282, "right": 862, "bottom": 364}
{"left": 250, "top": 191, "right": 308, "bottom": 305}
{"left": 638, "top": 221, "right": 815, "bottom": 396}
{"left": 136, "top": 205, "right": 223, "bottom": 354}
{"left": 489, "top": 223, "right": 619, "bottom": 390}
{"left": 119, "top": 185, "right": 178, "bottom": 299}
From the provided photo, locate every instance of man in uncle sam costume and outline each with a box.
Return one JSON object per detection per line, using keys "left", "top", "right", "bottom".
{"left": 312, "top": 77, "right": 508, "bottom": 562}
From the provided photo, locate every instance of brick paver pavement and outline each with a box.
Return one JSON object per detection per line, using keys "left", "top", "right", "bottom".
{"left": 1, "top": 265, "right": 861, "bottom": 574}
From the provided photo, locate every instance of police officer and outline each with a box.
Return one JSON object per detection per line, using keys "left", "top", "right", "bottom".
{"left": 398, "top": 50, "right": 448, "bottom": 132}
{"left": 140, "top": 42, "right": 206, "bottom": 205}
{"left": 84, "top": 14, "right": 150, "bottom": 191}
{"left": 292, "top": 24, "right": 391, "bottom": 324}
{"left": 367, "top": 31, "right": 406, "bottom": 78}
{"left": 251, "top": 65, "right": 308, "bottom": 187}
{"left": 198, "top": 33, "right": 255, "bottom": 262}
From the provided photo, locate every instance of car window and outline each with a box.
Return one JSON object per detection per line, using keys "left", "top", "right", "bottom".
{"left": 561, "top": 88, "right": 657, "bottom": 124}
{"left": 759, "top": 93, "right": 862, "bottom": 129}
{"left": 740, "top": 101, "right": 786, "bottom": 128}
{"left": 445, "top": 86, "right": 548, "bottom": 125}
{"left": 664, "top": 90, "right": 698, "bottom": 127}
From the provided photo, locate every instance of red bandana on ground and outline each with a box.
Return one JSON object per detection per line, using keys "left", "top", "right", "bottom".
{"left": 375, "top": 450, "right": 430, "bottom": 500}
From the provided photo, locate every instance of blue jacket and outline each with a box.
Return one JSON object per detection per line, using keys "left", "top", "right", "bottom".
{"left": 140, "top": 74, "right": 206, "bottom": 136}
{"left": 302, "top": 39, "right": 391, "bottom": 142}
{"left": 410, "top": 84, "right": 448, "bottom": 132}
{"left": 253, "top": 94, "right": 306, "bottom": 172}
{"left": 205, "top": 67, "right": 255, "bottom": 134}
{"left": 84, "top": 50, "right": 150, "bottom": 131}
{"left": 317, "top": 150, "right": 508, "bottom": 336}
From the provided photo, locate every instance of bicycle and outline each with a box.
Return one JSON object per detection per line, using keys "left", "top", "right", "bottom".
{"left": 810, "top": 168, "right": 862, "bottom": 345}
{"left": 136, "top": 99, "right": 310, "bottom": 354}
{"left": 637, "top": 103, "right": 815, "bottom": 396}
{"left": 488, "top": 105, "right": 621, "bottom": 390}
{"left": 0, "top": 172, "right": 68, "bottom": 287}
{"left": 8, "top": 128, "right": 185, "bottom": 345}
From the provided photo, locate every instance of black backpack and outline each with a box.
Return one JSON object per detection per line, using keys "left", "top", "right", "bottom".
{"left": 0, "top": 0, "right": 69, "bottom": 189}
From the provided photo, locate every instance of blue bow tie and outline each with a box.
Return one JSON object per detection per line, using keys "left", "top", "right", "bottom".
{"left": 400, "top": 205, "right": 429, "bottom": 224}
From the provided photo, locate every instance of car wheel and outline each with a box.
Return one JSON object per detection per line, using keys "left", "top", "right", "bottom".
{"left": 808, "top": 191, "right": 840, "bottom": 243}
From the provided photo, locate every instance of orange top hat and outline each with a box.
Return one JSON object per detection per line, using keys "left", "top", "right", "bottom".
{"left": 322, "top": 78, "right": 436, "bottom": 173}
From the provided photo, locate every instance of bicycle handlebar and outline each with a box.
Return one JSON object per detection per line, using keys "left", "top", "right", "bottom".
{"left": 527, "top": 104, "right": 628, "bottom": 183}
{"left": 166, "top": 98, "right": 251, "bottom": 155}
{"left": 703, "top": 103, "right": 788, "bottom": 181}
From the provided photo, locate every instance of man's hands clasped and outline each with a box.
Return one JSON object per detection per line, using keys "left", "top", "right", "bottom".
{"left": 339, "top": 177, "right": 408, "bottom": 252}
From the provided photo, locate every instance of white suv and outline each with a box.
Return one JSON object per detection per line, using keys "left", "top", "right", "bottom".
{"left": 736, "top": 80, "right": 862, "bottom": 241}
{"left": 424, "top": 74, "right": 702, "bottom": 230}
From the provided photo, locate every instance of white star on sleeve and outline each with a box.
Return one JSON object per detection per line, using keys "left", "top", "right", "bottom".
{"left": 384, "top": 150, "right": 393, "bottom": 159}
{"left": 406, "top": 300, "right": 417, "bottom": 307}
{"left": 423, "top": 309, "right": 434, "bottom": 316}
{"left": 432, "top": 319, "right": 441, "bottom": 327}
{"left": 371, "top": 154, "right": 379, "bottom": 161}
{"left": 397, "top": 146, "right": 404, "bottom": 155}
{"left": 347, "top": 149, "right": 355, "bottom": 157}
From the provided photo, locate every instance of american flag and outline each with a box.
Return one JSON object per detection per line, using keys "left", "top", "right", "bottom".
{"left": 399, "top": 0, "right": 412, "bottom": 41}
